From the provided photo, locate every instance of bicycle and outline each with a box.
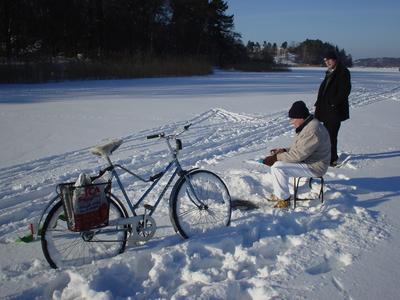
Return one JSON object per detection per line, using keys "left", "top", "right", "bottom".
{"left": 37, "top": 124, "right": 232, "bottom": 268}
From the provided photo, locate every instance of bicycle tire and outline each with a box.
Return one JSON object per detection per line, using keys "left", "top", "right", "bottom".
{"left": 41, "top": 197, "right": 128, "bottom": 268}
{"left": 170, "top": 169, "right": 231, "bottom": 239}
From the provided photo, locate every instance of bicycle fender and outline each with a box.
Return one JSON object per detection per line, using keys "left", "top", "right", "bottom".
{"left": 168, "top": 168, "right": 199, "bottom": 235}
{"left": 35, "top": 194, "right": 60, "bottom": 240}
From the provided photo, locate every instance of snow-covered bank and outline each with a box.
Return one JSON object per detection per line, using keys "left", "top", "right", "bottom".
{"left": 1, "top": 68, "right": 400, "bottom": 299}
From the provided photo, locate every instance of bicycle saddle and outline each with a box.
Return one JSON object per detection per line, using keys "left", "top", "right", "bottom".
{"left": 90, "top": 139, "right": 123, "bottom": 157}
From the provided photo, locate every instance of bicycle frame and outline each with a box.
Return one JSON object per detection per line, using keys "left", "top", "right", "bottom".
{"left": 103, "top": 125, "right": 204, "bottom": 219}
{"left": 35, "top": 123, "right": 206, "bottom": 239}
{"left": 108, "top": 157, "right": 183, "bottom": 218}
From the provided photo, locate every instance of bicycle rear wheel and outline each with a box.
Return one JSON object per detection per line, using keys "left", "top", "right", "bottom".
{"left": 170, "top": 170, "right": 231, "bottom": 238}
{"left": 41, "top": 197, "right": 128, "bottom": 268}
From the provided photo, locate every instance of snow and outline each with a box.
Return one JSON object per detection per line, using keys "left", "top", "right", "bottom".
{"left": 1, "top": 68, "right": 400, "bottom": 299}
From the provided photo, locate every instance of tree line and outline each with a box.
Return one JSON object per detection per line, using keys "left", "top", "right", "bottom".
{"left": 0, "top": 0, "right": 241, "bottom": 64}
{"left": 245, "top": 39, "right": 353, "bottom": 67}
{"left": 0, "top": 0, "right": 352, "bottom": 82}
{"left": 1, "top": 0, "right": 249, "bottom": 81}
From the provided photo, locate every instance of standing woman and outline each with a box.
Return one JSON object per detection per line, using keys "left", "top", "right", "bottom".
{"left": 315, "top": 51, "right": 351, "bottom": 166}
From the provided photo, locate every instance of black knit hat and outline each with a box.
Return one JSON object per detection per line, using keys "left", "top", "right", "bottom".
{"left": 324, "top": 50, "right": 338, "bottom": 60}
{"left": 288, "top": 101, "right": 310, "bottom": 119}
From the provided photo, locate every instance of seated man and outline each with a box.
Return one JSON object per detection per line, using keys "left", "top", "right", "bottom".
{"left": 262, "top": 101, "right": 331, "bottom": 208}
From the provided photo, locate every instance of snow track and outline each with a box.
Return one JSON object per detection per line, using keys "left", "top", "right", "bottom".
{"left": 0, "top": 79, "right": 397, "bottom": 242}
{"left": 0, "top": 69, "right": 399, "bottom": 299}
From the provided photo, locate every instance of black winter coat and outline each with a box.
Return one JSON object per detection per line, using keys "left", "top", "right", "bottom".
{"left": 314, "top": 62, "right": 351, "bottom": 122}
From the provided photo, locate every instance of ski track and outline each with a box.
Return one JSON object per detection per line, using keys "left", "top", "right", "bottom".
{"left": 0, "top": 82, "right": 398, "bottom": 299}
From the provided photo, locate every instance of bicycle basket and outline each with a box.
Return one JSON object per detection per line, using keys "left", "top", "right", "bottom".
{"left": 58, "top": 182, "right": 110, "bottom": 232}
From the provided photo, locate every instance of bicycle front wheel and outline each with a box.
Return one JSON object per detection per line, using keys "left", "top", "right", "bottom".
{"left": 41, "top": 197, "right": 128, "bottom": 268}
{"left": 170, "top": 170, "right": 231, "bottom": 239}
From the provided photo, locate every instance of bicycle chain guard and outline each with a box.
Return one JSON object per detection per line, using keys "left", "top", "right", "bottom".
{"left": 128, "top": 215, "right": 157, "bottom": 243}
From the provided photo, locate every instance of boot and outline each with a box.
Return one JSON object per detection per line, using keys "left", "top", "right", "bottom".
{"left": 273, "top": 198, "right": 290, "bottom": 208}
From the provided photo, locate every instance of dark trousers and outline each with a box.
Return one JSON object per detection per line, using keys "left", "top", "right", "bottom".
{"left": 323, "top": 120, "right": 341, "bottom": 163}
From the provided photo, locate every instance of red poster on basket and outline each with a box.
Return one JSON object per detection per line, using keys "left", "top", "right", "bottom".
{"left": 71, "top": 184, "right": 109, "bottom": 231}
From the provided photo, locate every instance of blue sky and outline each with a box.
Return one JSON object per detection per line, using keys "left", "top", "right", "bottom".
{"left": 226, "top": 0, "right": 400, "bottom": 59}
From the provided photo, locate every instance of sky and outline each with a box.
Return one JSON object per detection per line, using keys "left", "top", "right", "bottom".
{"left": 226, "top": 0, "right": 400, "bottom": 59}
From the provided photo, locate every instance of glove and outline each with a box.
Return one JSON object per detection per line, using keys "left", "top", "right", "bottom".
{"left": 263, "top": 154, "right": 277, "bottom": 166}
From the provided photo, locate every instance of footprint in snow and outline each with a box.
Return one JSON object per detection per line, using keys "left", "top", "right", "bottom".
{"left": 306, "top": 252, "right": 353, "bottom": 276}
{"left": 306, "top": 258, "right": 332, "bottom": 275}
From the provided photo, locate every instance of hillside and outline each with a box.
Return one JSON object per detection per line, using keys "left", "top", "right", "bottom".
{"left": 354, "top": 57, "right": 400, "bottom": 68}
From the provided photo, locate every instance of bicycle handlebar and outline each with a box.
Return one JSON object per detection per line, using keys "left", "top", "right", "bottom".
{"left": 146, "top": 123, "right": 192, "bottom": 140}
{"left": 146, "top": 133, "right": 165, "bottom": 140}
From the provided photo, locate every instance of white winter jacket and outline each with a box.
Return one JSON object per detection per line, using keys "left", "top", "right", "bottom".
{"left": 277, "top": 117, "right": 331, "bottom": 176}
